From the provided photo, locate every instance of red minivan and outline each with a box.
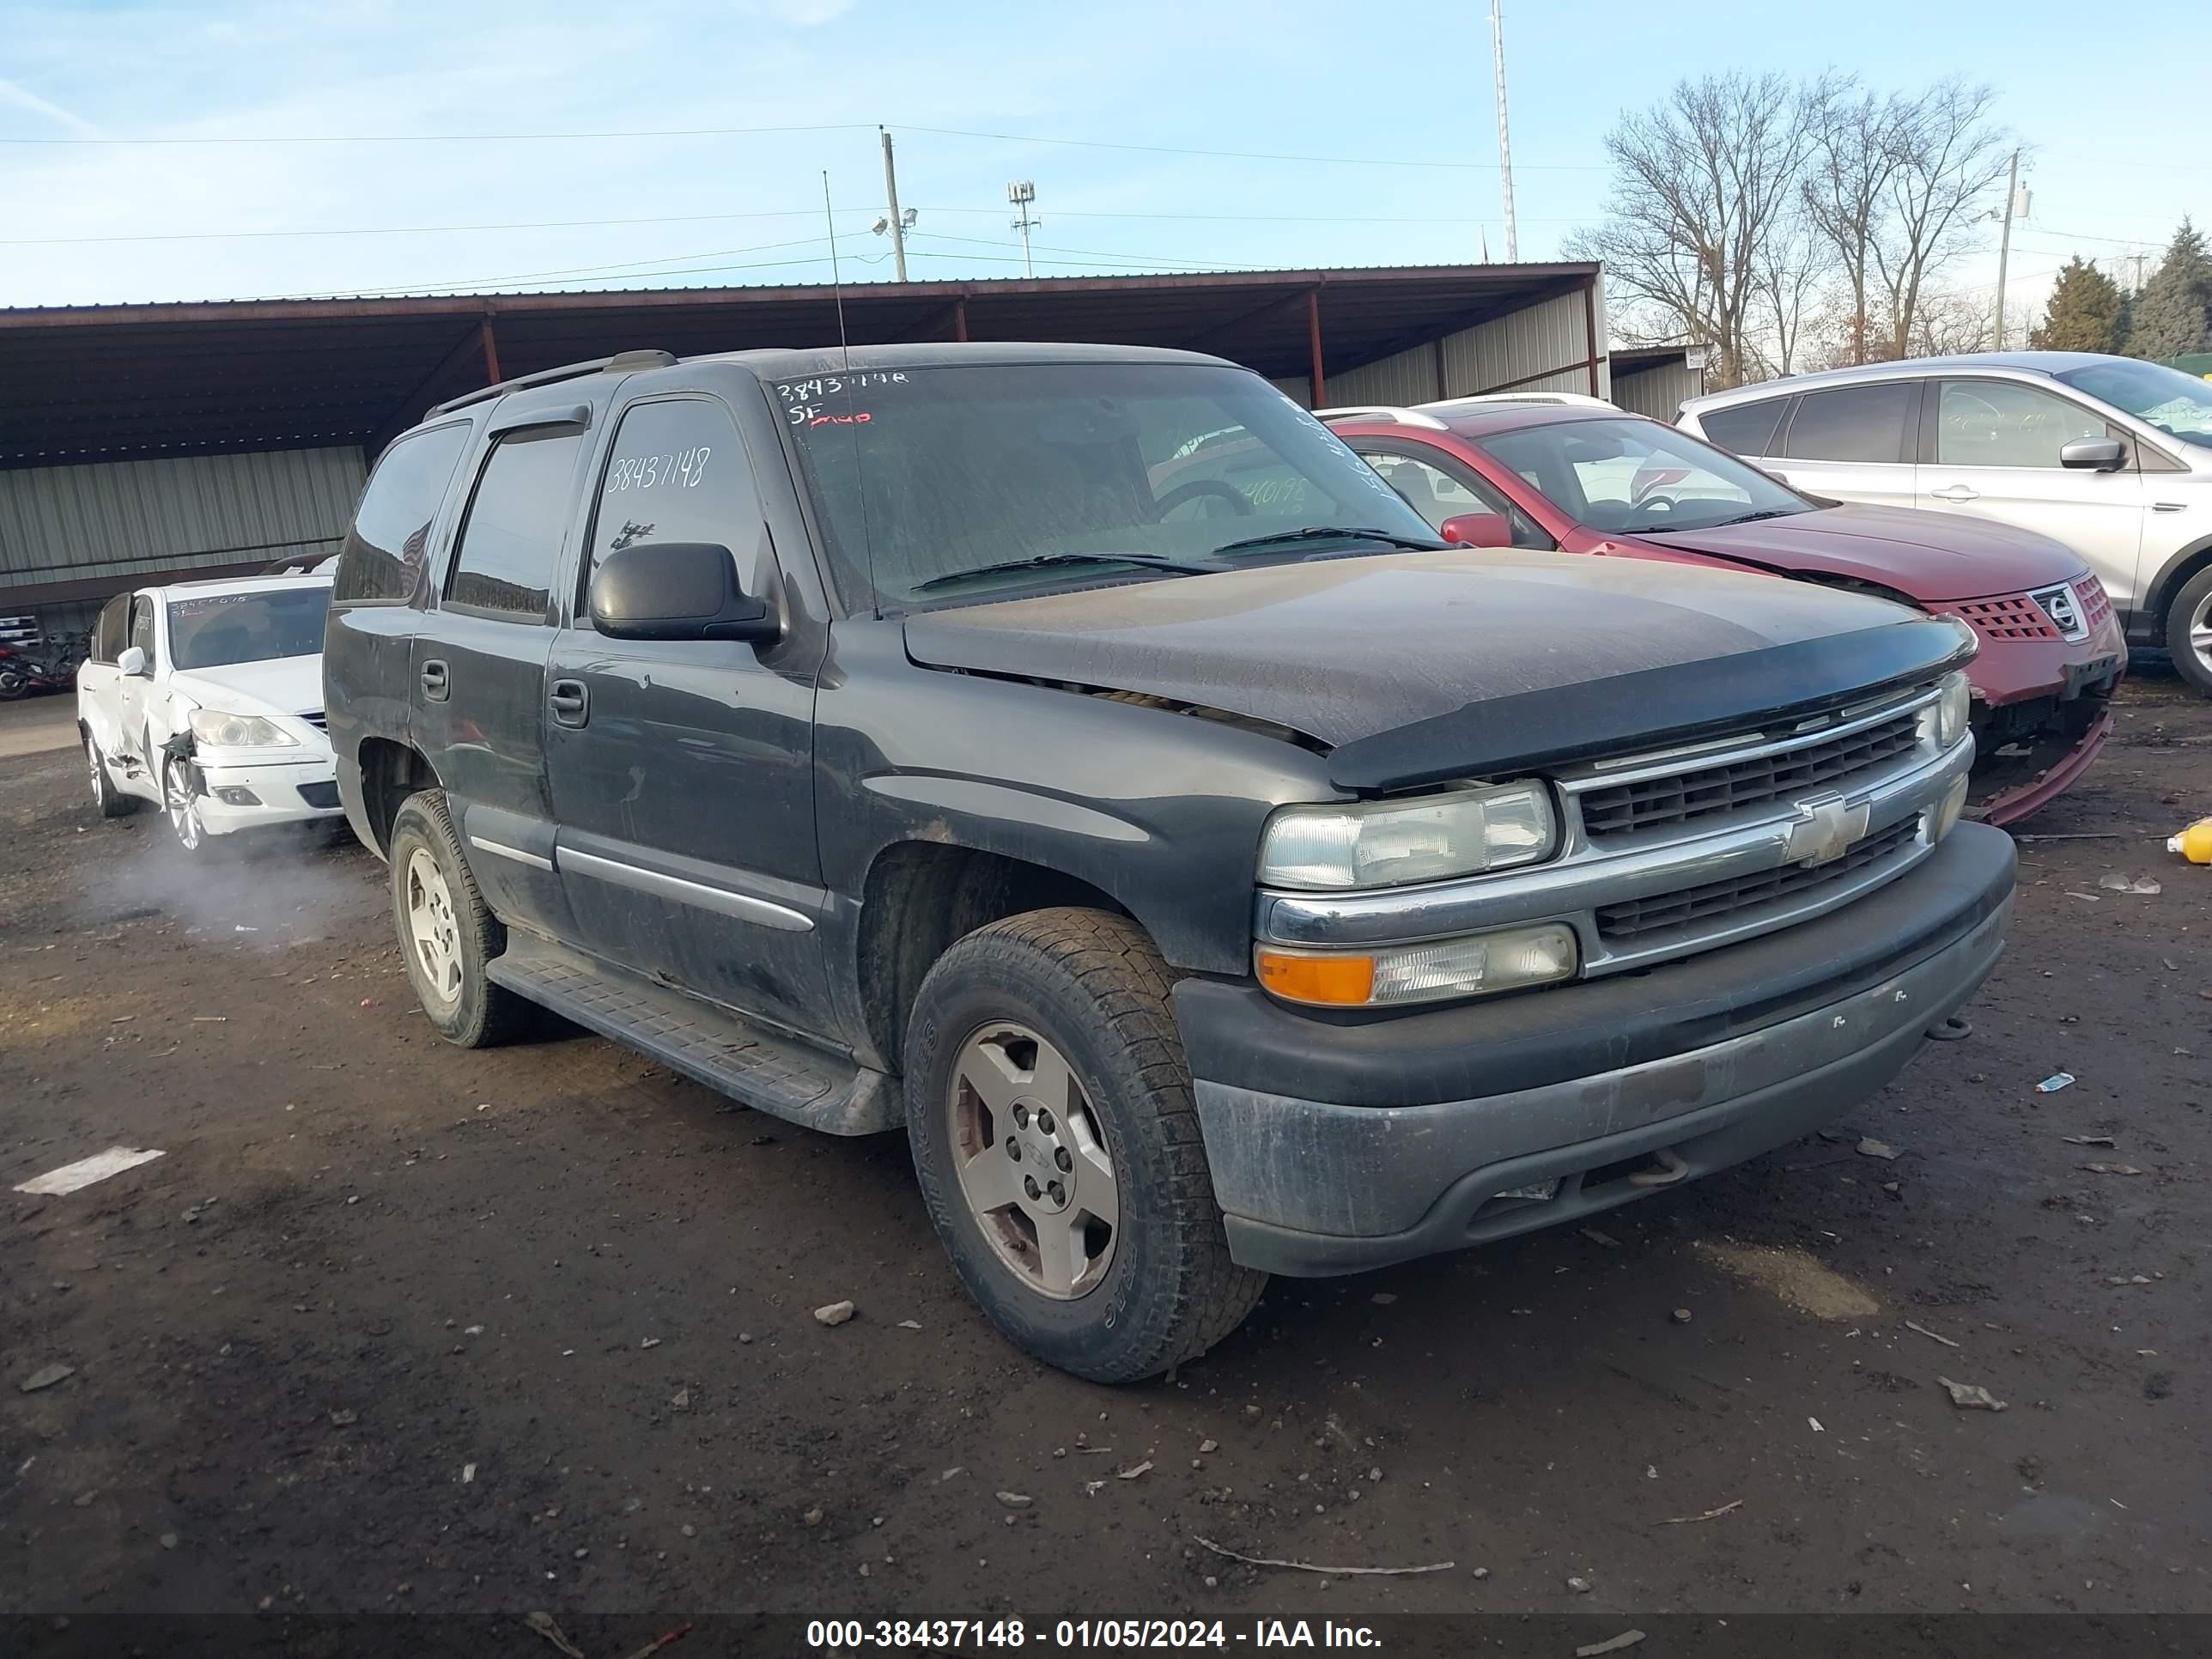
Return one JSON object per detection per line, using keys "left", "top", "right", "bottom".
{"left": 1322, "top": 398, "right": 2126, "bottom": 826}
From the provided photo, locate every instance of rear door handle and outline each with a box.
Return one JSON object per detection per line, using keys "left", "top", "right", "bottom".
{"left": 420, "top": 659, "right": 449, "bottom": 702}
{"left": 1929, "top": 484, "right": 1979, "bottom": 503}
{"left": 549, "top": 679, "right": 589, "bottom": 728}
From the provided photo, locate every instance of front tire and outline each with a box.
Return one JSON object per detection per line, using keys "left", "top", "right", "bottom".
{"left": 161, "top": 756, "right": 212, "bottom": 854}
{"left": 386, "top": 790, "right": 534, "bottom": 1048}
{"left": 2166, "top": 564, "right": 2212, "bottom": 697}
{"left": 86, "top": 735, "right": 135, "bottom": 818}
{"left": 904, "top": 908, "right": 1266, "bottom": 1383}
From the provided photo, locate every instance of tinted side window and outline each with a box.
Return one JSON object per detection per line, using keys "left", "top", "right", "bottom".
{"left": 129, "top": 596, "right": 155, "bottom": 665}
{"left": 1935, "top": 380, "right": 2110, "bottom": 468}
{"left": 1698, "top": 398, "right": 1789, "bottom": 457}
{"left": 1358, "top": 447, "right": 1553, "bottom": 548}
{"left": 334, "top": 422, "right": 472, "bottom": 604}
{"left": 91, "top": 593, "right": 130, "bottom": 664}
{"left": 588, "top": 399, "right": 765, "bottom": 589}
{"left": 447, "top": 429, "right": 583, "bottom": 622}
{"left": 1783, "top": 383, "right": 1916, "bottom": 465}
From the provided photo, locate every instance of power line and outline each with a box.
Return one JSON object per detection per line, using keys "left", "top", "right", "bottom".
{"left": 890, "top": 122, "right": 1601, "bottom": 173}
{"left": 0, "top": 207, "right": 859, "bottom": 248}
{"left": 0, "top": 121, "right": 872, "bottom": 147}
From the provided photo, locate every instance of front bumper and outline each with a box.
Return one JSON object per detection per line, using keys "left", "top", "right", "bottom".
{"left": 190, "top": 753, "right": 343, "bottom": 835}
{"left": 1175, "top": 822, "right": 2014, "bottom": 1277}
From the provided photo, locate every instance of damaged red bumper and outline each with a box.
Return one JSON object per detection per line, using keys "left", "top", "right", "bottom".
{"left": 1933, "top": 579, "right": 2127, "bottom": 829}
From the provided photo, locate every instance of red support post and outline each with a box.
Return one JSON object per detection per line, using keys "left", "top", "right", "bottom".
{"left": 1582, "top": 280, "right": 1600, "bottom": 396}
{"left": 480, "top": 316, "right": 501, "bottom": 386}
{"left": 1306, "top": 289, "right": 1326, "bottom": 408}
{"left": 952, "top": 295, "right": 969, "bottom": 342}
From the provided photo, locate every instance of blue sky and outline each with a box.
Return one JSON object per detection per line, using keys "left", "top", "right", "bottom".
{"left": 1, "top": 0, "right": 2205, "bottom": 331}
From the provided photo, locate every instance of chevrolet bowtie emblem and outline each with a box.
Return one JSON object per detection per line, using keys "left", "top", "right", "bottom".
{"left": 1784, "top": 792, "right": 1870, "bottom": 867}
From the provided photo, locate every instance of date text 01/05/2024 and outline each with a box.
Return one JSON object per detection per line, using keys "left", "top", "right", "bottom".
{"left": 805, "top": 1619, "right": 1387, "bottom": 1649}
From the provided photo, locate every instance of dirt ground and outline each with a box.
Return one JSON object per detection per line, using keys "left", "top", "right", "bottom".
{"left": 3, "top": 674, "right": 2209, "bottom": 1633}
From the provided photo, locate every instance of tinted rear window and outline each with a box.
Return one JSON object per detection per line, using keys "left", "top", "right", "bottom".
{"left": 446, "top": 429, "right": 582, "bottom": 621}
{"left": 1697, "top": 398, "right": 1789, "bottom": 457}
{"left": 1783, "top": 383, "right": 1916, "bottom": 465}
{"left": 333, "top": 422, "right": 472, "bottom": 603}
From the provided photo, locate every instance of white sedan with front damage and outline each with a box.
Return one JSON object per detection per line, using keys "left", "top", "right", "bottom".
{"left": 76, "top": 573, "right": 343, "bottom": 854}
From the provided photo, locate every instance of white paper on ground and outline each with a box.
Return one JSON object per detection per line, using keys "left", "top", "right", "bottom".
{"left": 15, "top": 1146, "right": 166, "bottom": 1195}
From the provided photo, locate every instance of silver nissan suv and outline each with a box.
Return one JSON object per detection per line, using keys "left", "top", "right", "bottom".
{"left": 1680, "top": 352, "right": 2212, "bottom": 694}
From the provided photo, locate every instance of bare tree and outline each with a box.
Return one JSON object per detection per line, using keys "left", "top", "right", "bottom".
{"left": 1565, "top": 72, "right": 1828, "bottom": 387}
{"left": 1751, "top": 216, "right": 1825, "bottom": 376}
{"left": 1872, "top": 79, "right": 2010, "bottom": 358}
{"left": 1802, "top": 81, "right": 1906, "bottom": 366}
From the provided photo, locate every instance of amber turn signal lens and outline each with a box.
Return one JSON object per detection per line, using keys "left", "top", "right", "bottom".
{"left": 1255, "top": 948, "right": 1376, "bottom": 1007}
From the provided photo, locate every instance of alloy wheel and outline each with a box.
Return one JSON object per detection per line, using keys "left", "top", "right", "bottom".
{"left": 163, "top": 759, "right": 204, "bottom": 852}
{"left": 404, "top": 847, "right": 465, "bottom": 1011}
{"left": 945, "top": 1021, "right": 1119, "bottom": 1300}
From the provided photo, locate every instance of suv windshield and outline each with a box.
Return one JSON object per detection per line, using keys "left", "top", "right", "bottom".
{"left": 167, "top": 588, "right": 329, "bottom": 670}
{"left": 774, "top": 362, "right": 1437, "bottom": 608}
{"left": 1478, "top": 416, "right": 1810, "bottom": 535}
{"left": 2055, "top": 359, "right": 2212, "bottom": 447}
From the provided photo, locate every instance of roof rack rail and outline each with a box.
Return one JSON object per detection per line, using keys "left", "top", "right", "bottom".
{"left": 1425, "top": 391, "right": 1617, "bottom": 410}
{"left": 1311, "top": 404, "right": 1450, "bottom": 429}
{"left": 428, "top": 348, "right": 677, "bottom": 417}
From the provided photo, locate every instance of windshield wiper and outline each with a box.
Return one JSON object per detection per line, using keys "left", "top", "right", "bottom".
{"left": 910, "top": 552, "right": 1219, "bottom": 593}
{"left": 1703, "top": 507, "right": 1807, "bottom": 528}
{"left": 1206, "top": 525, "right": 1448, "bottom": 557}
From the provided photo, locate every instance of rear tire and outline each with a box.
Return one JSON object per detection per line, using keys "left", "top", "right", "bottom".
{"left": 2166, "top": 564, "right": 2212, "bottom": 697}
{"left": 86, "top": 735, "right": 135, "bottom": 818}
{"left": 904, "top": 908, "right": 1266, "bottom": 1383}
{"left": 386, "top": 790, "right": 534, "bottom": 1048}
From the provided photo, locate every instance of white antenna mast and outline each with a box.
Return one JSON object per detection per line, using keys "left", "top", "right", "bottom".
{"left": 1489, "top": 0, "right": 1518, "bottom": 263}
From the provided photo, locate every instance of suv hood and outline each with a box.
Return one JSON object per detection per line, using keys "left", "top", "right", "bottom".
{"left": 903, "top": 550, "right": 1962, "bottom": 789}
{"left": 1638, "top": 502, "right": 2086, "bottom": 602}
{"left": 168, "top": 655, "right": 324, "bottom": 720}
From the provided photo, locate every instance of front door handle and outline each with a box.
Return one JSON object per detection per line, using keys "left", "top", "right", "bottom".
{"left": 549, "top": 679, "right": 589, "bottom": 728}
{"left": 420, "top": 659, "right": 449, "bottom": 702}
{"left": 1929, "top": 484, "right": 1979, "bottom": 503}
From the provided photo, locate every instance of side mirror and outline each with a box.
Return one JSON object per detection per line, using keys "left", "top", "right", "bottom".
{"left": 118, "top": 646, "right": 149, "bottom": 677}
{"left": 589, "top": 542, "right": 777, "bottom": 643}
{"left": 2060, "top": 436, "right": 2127, "bottom": 472}
{"left": 1438, "top": 511, "right": 1513, "bottom": 549}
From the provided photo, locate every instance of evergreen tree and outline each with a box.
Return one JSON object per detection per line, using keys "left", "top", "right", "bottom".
{"left": 2125, "top": 219, "right": 2212, "bottom": 360}
{"left": 2031, "top": 258, "right": 2124, "bottom": 353}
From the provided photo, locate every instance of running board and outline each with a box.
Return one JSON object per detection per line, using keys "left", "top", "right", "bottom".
{"left": 486, "top": 939, "right": 901, "bottom": 1135}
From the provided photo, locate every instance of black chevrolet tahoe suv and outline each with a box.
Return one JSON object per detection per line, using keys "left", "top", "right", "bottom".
{"left": 325, "top": 341, "right": 2015, "bottom": 1382}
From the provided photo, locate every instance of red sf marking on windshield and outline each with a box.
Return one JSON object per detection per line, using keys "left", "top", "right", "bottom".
{"left": 809, "top": 410, "right": 871, "bottom": 426}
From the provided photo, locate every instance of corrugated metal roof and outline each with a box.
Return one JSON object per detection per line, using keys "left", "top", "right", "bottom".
{"left": 0, "top": 264, "right": 1596, "bottom": 468}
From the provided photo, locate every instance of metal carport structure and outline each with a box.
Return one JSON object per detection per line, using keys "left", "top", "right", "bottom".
{"left": 0, "top": 263, "right": 1604, "bottom": 629}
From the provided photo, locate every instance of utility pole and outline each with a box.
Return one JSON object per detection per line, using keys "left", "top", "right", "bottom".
{"left": 1992, "top": 148, "right": 2020, "bottom": 350}
{"left": 1489, "top": 0, "right": 1517, "bottom": 263}
{"left": 1008, "top": 180, "right": 1039, "bottom": 278}
{"left": 878, "top": 127, "right": 908, "bottom": 282}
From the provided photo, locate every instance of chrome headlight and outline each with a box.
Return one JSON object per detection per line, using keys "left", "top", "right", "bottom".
{"left": 188, "top": 709, "right": 297, "bottom": 748}
{"left": 1257, "top": 922, "right": 1580, "bottom": 1008}
{"left": 1259, "top": 781, "right": 1557, "bottom": 890}
{"left": 1923, "top": 671, "right": 1972, "bottom": 750}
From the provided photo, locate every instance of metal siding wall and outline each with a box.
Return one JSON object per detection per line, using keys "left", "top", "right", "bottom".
{"left": 1267, "top": 375, "right": 1313, "bottom": 409}
{"left": 1319, "top": 285, "right": 1604, "bottom": 411}
{"left": 1440, "top": 289, "right": 1595, "bottom": 398}
{"left": 0, "top": 446, "right": 367, "bottom": 591}
{"left": 1325, "top": 343, "right": 1442, "bottom": 410}
{"left": 1613, "top": 363, "right": 1704, "bottom": 422}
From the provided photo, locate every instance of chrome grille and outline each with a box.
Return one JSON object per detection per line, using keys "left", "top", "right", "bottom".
{"left": 1579, "top": 710, "right": 1920, "bottom": 839}
{"left": 298, "top": 709, "right": 327, "bottom": 731}
{"left": 1595, "top": 818, "right": 1918, "bottom": 941}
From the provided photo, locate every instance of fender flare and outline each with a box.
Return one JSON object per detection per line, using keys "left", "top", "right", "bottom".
{"left": 2142, "top": 532, "right": 2212, "bottom": 628}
